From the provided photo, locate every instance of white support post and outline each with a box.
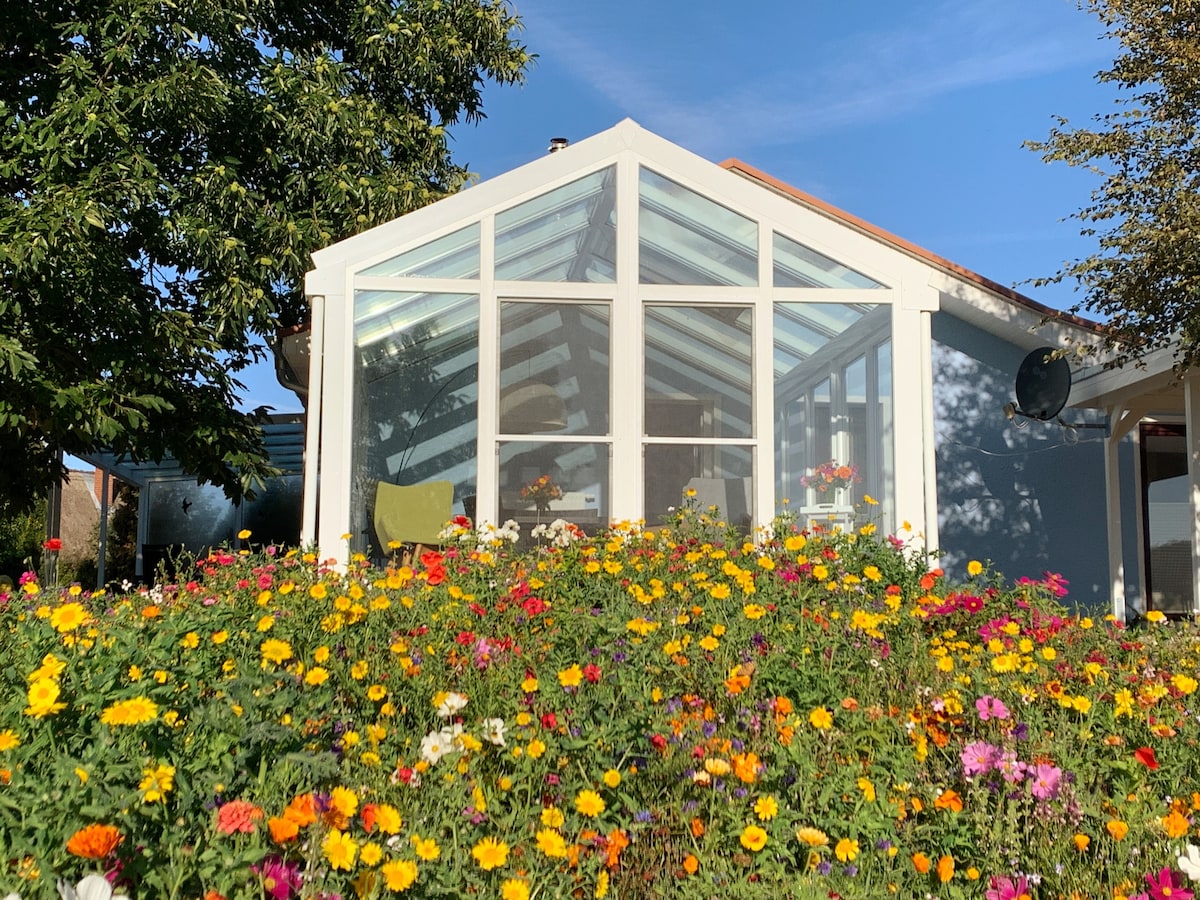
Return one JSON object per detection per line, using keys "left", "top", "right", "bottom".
{"left": 300, "top": 295, "right": 325, "bottom": 548}
{"left": 1185, "top": 376, "right": 1200, "bottom": 616}
{"left": 315, "top": 287, "right": 350, "bottom": 565}
{"left": 1104, "top": 403, "right": 1127, "bottom": 622}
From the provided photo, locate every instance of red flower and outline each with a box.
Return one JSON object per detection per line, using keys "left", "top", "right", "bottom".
{"left": 1134, "top": 746, "right": 1160, "bottom": 770}
{"left": 583, "top": 663, "right": 602, "bottom": 684}
{"left": 43, "top": 538, "right": 63, "bottom": 552}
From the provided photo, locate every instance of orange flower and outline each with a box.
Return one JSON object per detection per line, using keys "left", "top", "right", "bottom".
{"left": 936, "top": 855, "right": 955, "bottom": 882}
{"left": 1163, "top": 809, "right": 1190, "bottom": 839}
{"left": 690, "top": 817, "right": 706, "bottom": 838}
{"left": 605, "top": 829, "right": 630, "bottom": 868}
{"left": 731, "top": 751, "right": 761, "bottom": 783}
{"left": 934, "top": 789, "right": 963, "bottom": 812}
{"left": 912, "top": 852, "right": 931, "bottom": 874}
{"left": 683, "top": 854, "right": 699, "bottom": 875}
{"left": 66, "top": 823, "right": 122, "bottom": 859}
{"left": 1106, "top": 820, "right": 1128, "bottom": 841}
{"left": 216, "top": 800, "right": 263, "bottom": 835}
{"left": 268, "top": 816, "right": 300, "bottom": 844}
{"left": 1073, "top": 833, "right": 1090, "bottom": 852}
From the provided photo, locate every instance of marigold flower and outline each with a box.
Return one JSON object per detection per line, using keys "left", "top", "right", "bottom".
{"left": 683, "top": 853, "right": 699, "bottom": 874}
{"left": 796, "top": 826, "right": 829, "bottom": 847}
{"left": 740, "top": 825, "right": 768, "bottom": 852}
{"left": 809, "top": 707, "right": 833, "bottom": 730}
{"left": 66, "top": 823, "right": 122, "bottom": 859}
{"left": 936, "top": 854, "right": 955, "bottom": 882}
{"left": 1164, "top": 810, "right": 1191, "bottom": 839}
{"left": 472, "top": 836, "right": 509, "bottom": 870}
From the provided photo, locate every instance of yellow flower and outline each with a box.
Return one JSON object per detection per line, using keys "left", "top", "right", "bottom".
{"left": 809, "top": 707, "right": 833, "bottom": 730}
{"left": 501, "top": 879, "right": 530, "bottom": 900}
{"left": 139, "top": 764, "right": 175, "bottom": 803}
{"left": 575, "top": 789, "right": 606, "bottom": 818}
{"left": 1106, "top": 819, "right": 1128, "bottom": 841}
{"left": 536, "top": 828, "right": 567, "bottom": 858}
{"left": 795, "top": 827, "right": 830, "bottom": 847}
{"left": 0, "top": 730, "right": 20, "bottom": 751}
{"left": 743, "top": 603, "right": 766, "bottom": 620}
{"left": 359, "top": 842, "right": 383, "bottom": 867}
{"left": 603, "top": 769, "right": 622, "bottom": 789}
{"left": 100, "top": 697, "right": 159, "bottom": 726}
{"left": 237, "top": 529, "right": 252, "bottom": 540}
{"left": 50, "top": 602, "right": 87, "bottom": 633}
{"left": 25, "top": 678, "right": 66, "bottom": 718}
{"left": 527, "top": 739, "right": 547, "bottom": 759}
{"left": 967, "top": 560, "right": 983, "bottom": 577}
{"left": 322, "top": 829, "right": 357, "bottom": 871}
{"left": 411, "top": 835, "right": 440, "bottom": 860}
{"left": 753, "top": 795, "right": 779, "bottom": 821}
{"left": 558, "top": 665, "right": 583, "bottom": 688}
{"left": 260, "top": 639, "right": 293, "bottom": 665}
{"left": 180, "top": 632, "right": 199, "bottom": 649}
{"left": 471, "top": 836, "right": 509, "bottom": 870}
{"left": 739, "top": 825, "right": 768, "bottom": 852}
{"left": 304, "top": 667, "right": 330, "bottom": 686}
{"left": 28, "top": 653, "right": 66, "bottom": 681}
{"left": 834, "top": 837, "right": 859, "bottom": 862}
{"left": 541, "top": 806, "right": 565, "bottom": 828}
{"left": 381, "top": 859, "right": 417, "bottom": 892}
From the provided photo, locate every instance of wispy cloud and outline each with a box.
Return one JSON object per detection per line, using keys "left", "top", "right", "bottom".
{"left": 518, "top": 0, "right": 1112, "bottom": 156}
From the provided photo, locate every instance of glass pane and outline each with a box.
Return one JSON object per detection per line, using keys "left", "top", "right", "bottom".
{"left": 639, "top": 168, "right": 757, "bottom": 286}
{"left": 498, "top": 440, "right": 610, "bottom": 537}
{"left": 361, "top": 223, "right": 480, "bottom": 278}
{"left": 144, "top": 481, "right": 236, "bottom": 553}
{"left": 352, "top": 291, "right": 479, "bottom": 555}
{"left": 773, "top": 232, "right": 885, "bottom": 289}
{"left": 644, "top": 444, "right": 753, "bottom": 531}
{"left": 774, "top": 303, "right": 892, "bottom": 530}
{"left": 495, "top": 167, "right": 616, "bottom": 282}
{"left": 1143, "top": 428, "right": 1193, "bottom": 616}
{"left": 500, "top": 302, "right": 610, "bottom": 436}
{"left": 240, "top": 475, "right": 303, "bottom": 547}
{"left": 645, "top": 306, "right": 752, "bottom": 439}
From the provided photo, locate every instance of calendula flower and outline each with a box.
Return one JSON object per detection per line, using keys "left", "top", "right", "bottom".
{"left": 260, "top": 639, "right": 292, "bottom": 664}
{"left": 66, "top": 824, "right": 122, "bottom": 859}
{"left": 500, "top": 879, "right": 530, "bottom": 900}
{"left": 753, "top": 795, "right": 779, "bottom": 820}
{"left": 50, "top": 602, "right": 87, "bottom": 633}
{"left": 411, "top": 835, "right": 440, "bottom": 860}
{"left": 0, "top": 730, "right": 20, "bottom": 751}
{"left": 536, "top": 828, "right": 567, "bottom": 858}
{"left": 24, "top": 678, "right": 66, "bottom": 717}
{"left": 835, "top": 838, "right": 859, "bottom": 862}
{"left": 796, "top": 827, "right": 829, "bottom": 847}
{"left": 809, "top": 707, "right": 833, "bottom": 730}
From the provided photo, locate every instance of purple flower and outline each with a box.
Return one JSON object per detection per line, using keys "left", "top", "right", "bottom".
{"left": 961, "top": 740, "right": 1001, "bottom": 777}
{"left": 255, "top": 856, "right": 302, "bottom": 900}
{"left": 985, "top": 875, "right": 1031, "bottom": 900}
{"left": 975, "top": 695, "right": 1010, "bottom": 721}
{"left": 1029, "top": 763, "right": 1062, "bottom": 800}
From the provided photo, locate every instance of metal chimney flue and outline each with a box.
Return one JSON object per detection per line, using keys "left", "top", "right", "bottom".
{"left": 548, "top": 137, "right": 569, "bottom": 153}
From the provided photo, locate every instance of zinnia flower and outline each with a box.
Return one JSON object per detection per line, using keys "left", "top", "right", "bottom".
{"left": 216, "top": 800, "right": 263, "bottom": 835}
{"left": 65, "top": 824, "right": 122, "bottom": 859}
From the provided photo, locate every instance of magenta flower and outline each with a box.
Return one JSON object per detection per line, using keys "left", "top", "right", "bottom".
{"left": 996, "top": 750, "right": 1027, "bottom": 784}
{"left": 1029, "top": 762, "right": 1062, "bottom": 800}
{"left": 1146, "top": 867, "right": 1193, "bottom": 900}
{"left": 975, "top": 695, "right": 1010, "bottom": 721}
{"left": 986, "top": 875, "right": 1031, "bottom": 900}
{"left": 961, "top": 740, "right": 1000, "bottom": 777}
{"left": 255, "top": 855, "right": 302, "bottom": 900}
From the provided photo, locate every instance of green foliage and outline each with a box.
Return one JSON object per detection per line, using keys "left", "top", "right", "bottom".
{"left": 1027, "top": 0, "right": 1200, "bottom": 368}
{"left": 0, "top": 0, "right": 531, "bottom": 510}
{"left": 0, "top": 496, "right": 43, "bottom": 580}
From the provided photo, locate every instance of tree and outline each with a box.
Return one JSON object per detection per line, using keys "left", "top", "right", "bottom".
{"left": 0, "top": 0, "right": 530, "bottom": 510}
{"left": 1027, "top": 0, "right": 1200, "bottom": 369}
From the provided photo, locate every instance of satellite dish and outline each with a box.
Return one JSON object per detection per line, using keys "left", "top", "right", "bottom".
{"left": 1013, "top": 346, "right": 1071, "bottom": 421}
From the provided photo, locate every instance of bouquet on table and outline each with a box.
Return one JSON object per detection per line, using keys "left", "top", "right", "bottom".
{"left": 521, "top": 474, "right": 563, "bottom": 513}
{"left": 800, "top": 461, "right": 860, "bottom": 497}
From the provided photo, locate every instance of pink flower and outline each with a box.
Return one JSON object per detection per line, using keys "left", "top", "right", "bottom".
{"left": 961, "top": 741, "right": 1000, "bottom": 777}
{"left": 996, "top": 750, "right": 1027, "bottom": 784}
{"left": 1029, "top": 763, "right": 1062, "bottom": 800}
{"left": 1147, "top": 867, "right": 1193, "bottom": 900}
{"left": 975, "top": 696, "right": 1010, "bottom": 721}
{"left": 986, "top": 875, "right": 1031, "bottom": 900}
{"left": 254, "top": 855, "right": 301, "bottom": 900}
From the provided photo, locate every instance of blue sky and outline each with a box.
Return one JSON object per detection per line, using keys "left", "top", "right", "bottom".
{"left": 242, "top": 0, "right": 1118, "bottom": 414}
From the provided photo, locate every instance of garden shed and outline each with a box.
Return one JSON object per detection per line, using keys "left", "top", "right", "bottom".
{"left": 296, "top": 119, "right": 1169, "bottom": 618}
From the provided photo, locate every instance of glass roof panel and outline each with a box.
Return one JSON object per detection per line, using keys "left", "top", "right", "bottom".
{"left": 354, "top": 290, "right": 477, "bottom": 363}
{"left": 773, "top": 232, "right": 885, "bottom": 288}
{"left": 639, "top": 168, "right": 757, "bottom": 286}
{"left": 361, "top": 223, "right": 480, "bottom": 278}
{"left": 495, "top": 167, "right": 616, "bottom": 283}
{"left": 772, "top": 303, "right": 888, "bottom": 378}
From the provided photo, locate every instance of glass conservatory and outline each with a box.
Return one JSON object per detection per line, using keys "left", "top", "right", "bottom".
{"left": 302, "top": 121, "right": 941, "bottom": 560}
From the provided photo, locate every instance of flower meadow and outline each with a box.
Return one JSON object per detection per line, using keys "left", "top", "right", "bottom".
{"left": 2, "top": 506, "right": 1200, "bottom": 900}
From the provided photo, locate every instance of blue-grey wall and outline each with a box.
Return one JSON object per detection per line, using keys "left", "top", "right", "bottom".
{"left": 931, "top": 312, "right": 1141, "bottom": 611}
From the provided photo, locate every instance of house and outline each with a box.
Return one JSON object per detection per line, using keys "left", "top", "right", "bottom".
{"left": 293, "top": 119, "right": 1193, "bottom": 621}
